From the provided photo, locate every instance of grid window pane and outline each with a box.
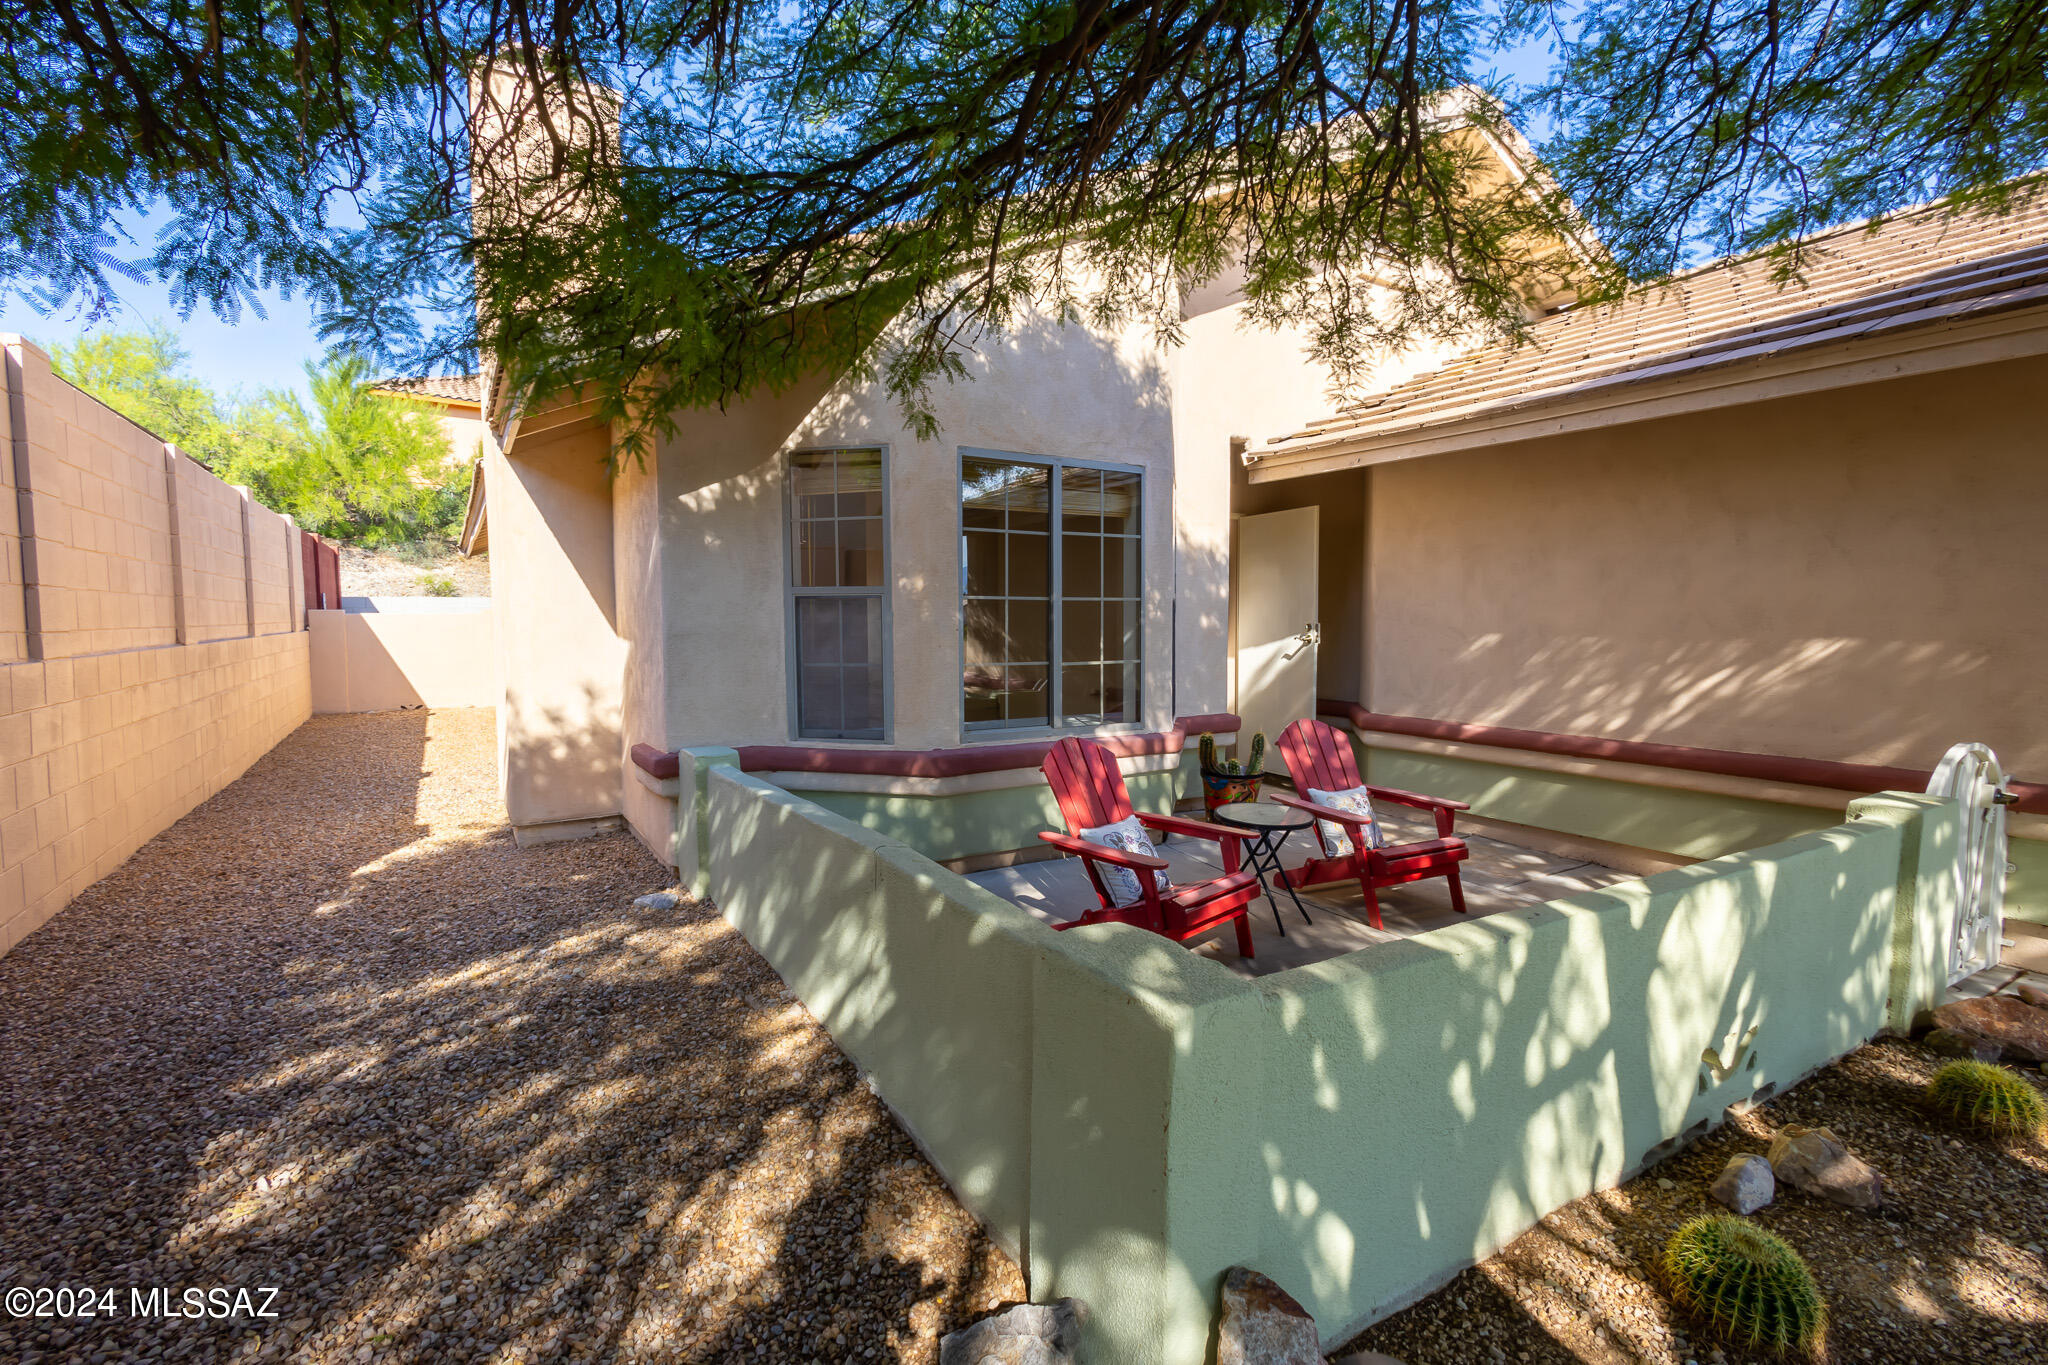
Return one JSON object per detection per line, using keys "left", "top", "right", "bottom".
{"left": 962, "top": 454, "right": 1142, "bottom": 731}
{"left": 1009, "top": 532, "right": 1050, "bottom": 595}
{"left": 1008, "top": 598, "right": 1050, "bottom": 661}
{"left": 1063, "top": 600, "right": 1101, "bottom": 663}
{"left": 1061, "top": 535, "right": 1101, "bottom": 597}
{"left": 791, "top": 449, "right": 887, "bottom": 739}
{"left": 965, "top": 531, "right": 1005, "bottom": 596}
{"left": 1099, "top": 470, "right": 1139, "bottom": 535}
{"left": 799, "top": 664, "right": 844, "bottom": 734}
{"left": 1004, "top": 665, "right": 1049, "bottom": 725}
{"left": 1007, "top": 469, "right": 1051, "bottom": 532}
{"left": 1061, "top": 664, "right": 1103, "bottom": 720}
{"left": 839, "top": 517, "right": 882, "bottom": 587}
{"left": 1103, "top": 537, "right": 1137, "bottom": 598}
{"left": 1061, "top": 468, "right": 1102, "bottom": 532}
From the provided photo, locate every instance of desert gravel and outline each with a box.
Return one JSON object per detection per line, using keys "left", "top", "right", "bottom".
{"left": 0, "top": 709, "right": 1021, "bottom": 1364}
{"left": 1342, "top": 1038, "right": 2048, "bottom": 1364}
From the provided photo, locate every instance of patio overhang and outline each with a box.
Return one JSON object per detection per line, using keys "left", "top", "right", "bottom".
{"left": 1246, "top": 196, "right": 2048, "bottom": 482}
{"left": 1246, "top": 305, "right": 2048, "bottom": 481}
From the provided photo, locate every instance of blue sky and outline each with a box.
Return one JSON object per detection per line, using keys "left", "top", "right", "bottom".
{"left": 0, "top": 281, "right": 331, "bottom": 403}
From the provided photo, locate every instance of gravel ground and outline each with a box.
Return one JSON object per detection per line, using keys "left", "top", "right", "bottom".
{"left": 0, "top": 710, "right": 1021, "bottom": 1364}
{"left": 1342, "top": 1038, "right": 2048, "bottom": 1364}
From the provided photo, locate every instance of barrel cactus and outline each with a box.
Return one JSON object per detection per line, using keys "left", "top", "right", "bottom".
{"left": 1199, "top": 731, "right": 1219, "bottom": 772}
{"left": 1243, "top": 731, "right": 1265, "bottom": 776}
{"left": 1664, "top": 1214, "right": 1826, "bottom": 1356}
{"left": 1926, "top": 1059, "right": 2047, "bottom": 1136}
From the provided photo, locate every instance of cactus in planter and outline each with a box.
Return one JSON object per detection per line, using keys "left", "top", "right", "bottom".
{"left": 1927, "top": 1059, "right": 2047, "bottom": 1136}
{"left": 1197, "top": 731, "right": 1267, "bottom": 813}
{"left": 1664, "top": 1214, "right": 1826, "bottom": 1357}
{"left": 1198, "top": 732, "right": 1265, "bottom": 775}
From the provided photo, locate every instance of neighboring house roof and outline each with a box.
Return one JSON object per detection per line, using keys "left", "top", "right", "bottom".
{"left": 373, "top": 373, "right": 485, "bottom": 406}
{"left": 1248, "top": 196, "right": 2048, "bottom": 478}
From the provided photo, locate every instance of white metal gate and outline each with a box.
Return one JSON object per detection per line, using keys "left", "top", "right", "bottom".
{"left": 1925, "top": 742, "right": 2016, "bottom": 985}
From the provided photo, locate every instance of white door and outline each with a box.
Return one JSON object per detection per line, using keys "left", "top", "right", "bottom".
{"left": 1235, "top": 506, "right": 1319, "bottom": 776}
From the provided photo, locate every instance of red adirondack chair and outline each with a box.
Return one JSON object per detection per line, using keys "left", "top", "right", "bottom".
{"left": 1038, "top": 737, "right": 1260, "bottom": 957}
{"left": 1271, "top": 717, "right": 1471, "bottom": 930}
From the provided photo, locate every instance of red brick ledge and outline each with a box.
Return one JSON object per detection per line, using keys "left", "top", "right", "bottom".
{"left": 1317, "top": 700, "right": 2045, "bottom": 816}
{"left": 630, "top": 714, "right": 1241, "bottom": 783}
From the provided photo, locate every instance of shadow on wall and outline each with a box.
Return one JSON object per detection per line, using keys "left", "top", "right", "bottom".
{"left": 1234, "top": 810, "right": 1943, "bottom": 1352}
{"left": 0, "top": 710, "right": 1016, "bottom": 1364}
{"left": 644, "top": 298, "right": 1178, "bottom": 750}
{"left": 701, "top": 765, "right": 1958, "bottom": 1364}
{"left": 503, "top": 681, "right": 629, "bottom": 830}
{"left": 309, "top": 607, "right": 497, "bottom": 714}
{"left": 1365, "top": 367, "right": 2048, "bottom": 778}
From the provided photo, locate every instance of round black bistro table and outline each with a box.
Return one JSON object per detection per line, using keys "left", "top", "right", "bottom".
{"left": 1210, "top": 801, "right": 1316, "bottom": 935}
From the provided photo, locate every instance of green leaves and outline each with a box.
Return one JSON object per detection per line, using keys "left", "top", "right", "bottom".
{"left": 10, "top": 1, "right": 2046, "bottom": 453}
{"left": 230, "top": 352, "right": 467, "bottom": 546}
{"left": 1507, "top": 0, "right": 2048, "bottom": 278}
{"left": 50, "top": 328, "right": 465, "bottom": 546}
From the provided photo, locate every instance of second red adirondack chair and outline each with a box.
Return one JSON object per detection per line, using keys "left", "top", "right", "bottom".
{"left": 1037, "top": 737, "right": 1261, "bottom": 957}
{"left": 1271, "top": 717, "right": 1472, "bottom": 930}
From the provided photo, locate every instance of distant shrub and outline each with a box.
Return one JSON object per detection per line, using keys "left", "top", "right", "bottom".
{"left": 1664, "top": 1214, "right": 1826, "bottom": 1357}
{"left": 421, "top": 574, "right": 459, "bottom": 597}
{"left": 1927, "top": 1060, "right": 2047, "bottom": 1136}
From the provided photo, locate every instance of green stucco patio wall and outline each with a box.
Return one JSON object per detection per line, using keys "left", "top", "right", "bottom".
{"left": 1356, "top": 742, "right": 2045, "bottom": 926}
{"left": 693, "top": 756, "right": 1958, "bottom": 1365}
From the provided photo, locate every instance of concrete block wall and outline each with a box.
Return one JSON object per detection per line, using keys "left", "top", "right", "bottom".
{"left": 172, "top": 452, "right": 253, "bottom": 643}
{"left": 2, "top": 335, "right": 313, "bottom": 957}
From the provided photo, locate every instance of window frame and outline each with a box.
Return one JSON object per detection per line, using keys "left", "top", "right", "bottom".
{"left": 957, "top": 447, "right": 1145, "bottom": 740}
{"left": 783, "top": 444, "right": 893, "bottom": 743}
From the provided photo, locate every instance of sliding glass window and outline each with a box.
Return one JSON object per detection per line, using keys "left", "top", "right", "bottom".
{"left": 789, "top": 448, "right": 887, "bottom": 740}
{"left": 962, "top": 453, "right": 1141, "bottom": 731}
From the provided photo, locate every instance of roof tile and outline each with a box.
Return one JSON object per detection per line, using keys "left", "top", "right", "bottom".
{"left": 1257, "top": 198, "right": 2048, "bottom": 459}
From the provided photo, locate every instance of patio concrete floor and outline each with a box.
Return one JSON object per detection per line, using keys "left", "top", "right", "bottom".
{"left": 969, "top": 806, "right": 1642, "bottom": 976}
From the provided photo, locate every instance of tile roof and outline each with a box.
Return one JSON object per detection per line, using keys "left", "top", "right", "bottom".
{"left": 372, "top": 373, "right": 484, "bottom": 404}
{"left": 1254, "top": 196, "right": 2048, "bottom": 462}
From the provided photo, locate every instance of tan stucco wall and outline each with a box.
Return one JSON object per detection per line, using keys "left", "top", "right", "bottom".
{"left": 1169, "top": 298, "right": 1338, "bottom": 713}
{"left": 1362, "top": 354, "right": 2048, "bottom": 779}
{"left": 486, "top": 418, "right": 625, "bottom": 831}
{"left": 625, "top": 284, "right": 1180, "bottom": 757}
{"left": 309, "top": 606, "right": 498, "bottom": 713}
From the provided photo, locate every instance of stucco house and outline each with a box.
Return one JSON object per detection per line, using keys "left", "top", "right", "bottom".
{"left": 463, "top": 176, "right": 2044, "bottom": 936}
{"left": 433, "top": 84, "right": 2048, "bottom": 1360}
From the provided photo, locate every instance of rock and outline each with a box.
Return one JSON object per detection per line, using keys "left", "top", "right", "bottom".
{"left": 1708, "top": 1154, "right": 1775, "bottom": 1214}
{"left": 632, "top": 891, "right": 681, "bottom": 910}
{"left": 2015, "top": 981, "right": 2048, "bottom": 1009}
{"left": 1768, "top": 1125, "right": 1882, "bottom": 1208}
{"left": 1930, "top": 995, "right": 2048, "bottom": 1063}
{"left": 1922, "top": 1026, "right": 2003, "bottom": 1062}
{"left": 938, "top": 1299, "right": 1086, "bottom": 1365}
{"left": 1218, "top": 1267, "right": 1321, "bottom": 1365}
{"left": 1329, "top": 1353, "right": 1409, "bottom": 1365}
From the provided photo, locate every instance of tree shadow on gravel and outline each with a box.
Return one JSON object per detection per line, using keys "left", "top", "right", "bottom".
{"left": 0, "top": 710, "right": 1019, "bottom": 1365}
{"left": 1345, "top": 1040, "right": 2048, "bottom": 1365}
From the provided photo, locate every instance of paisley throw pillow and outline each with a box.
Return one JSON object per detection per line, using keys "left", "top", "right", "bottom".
{"left": 1307, "top": 784, "right": 1385, "bottom": 853}
{"left": 1076, "top": 815, "right": 1171, "bottom": 906}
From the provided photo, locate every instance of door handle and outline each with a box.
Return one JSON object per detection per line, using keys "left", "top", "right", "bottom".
{"left": 1282, "top": 621, "right": 1321, "bottom": 660}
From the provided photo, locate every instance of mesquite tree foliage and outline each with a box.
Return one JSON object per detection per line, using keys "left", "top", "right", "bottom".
{"left": 5, "top": 1, "right": 2043, "bottom": 450}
